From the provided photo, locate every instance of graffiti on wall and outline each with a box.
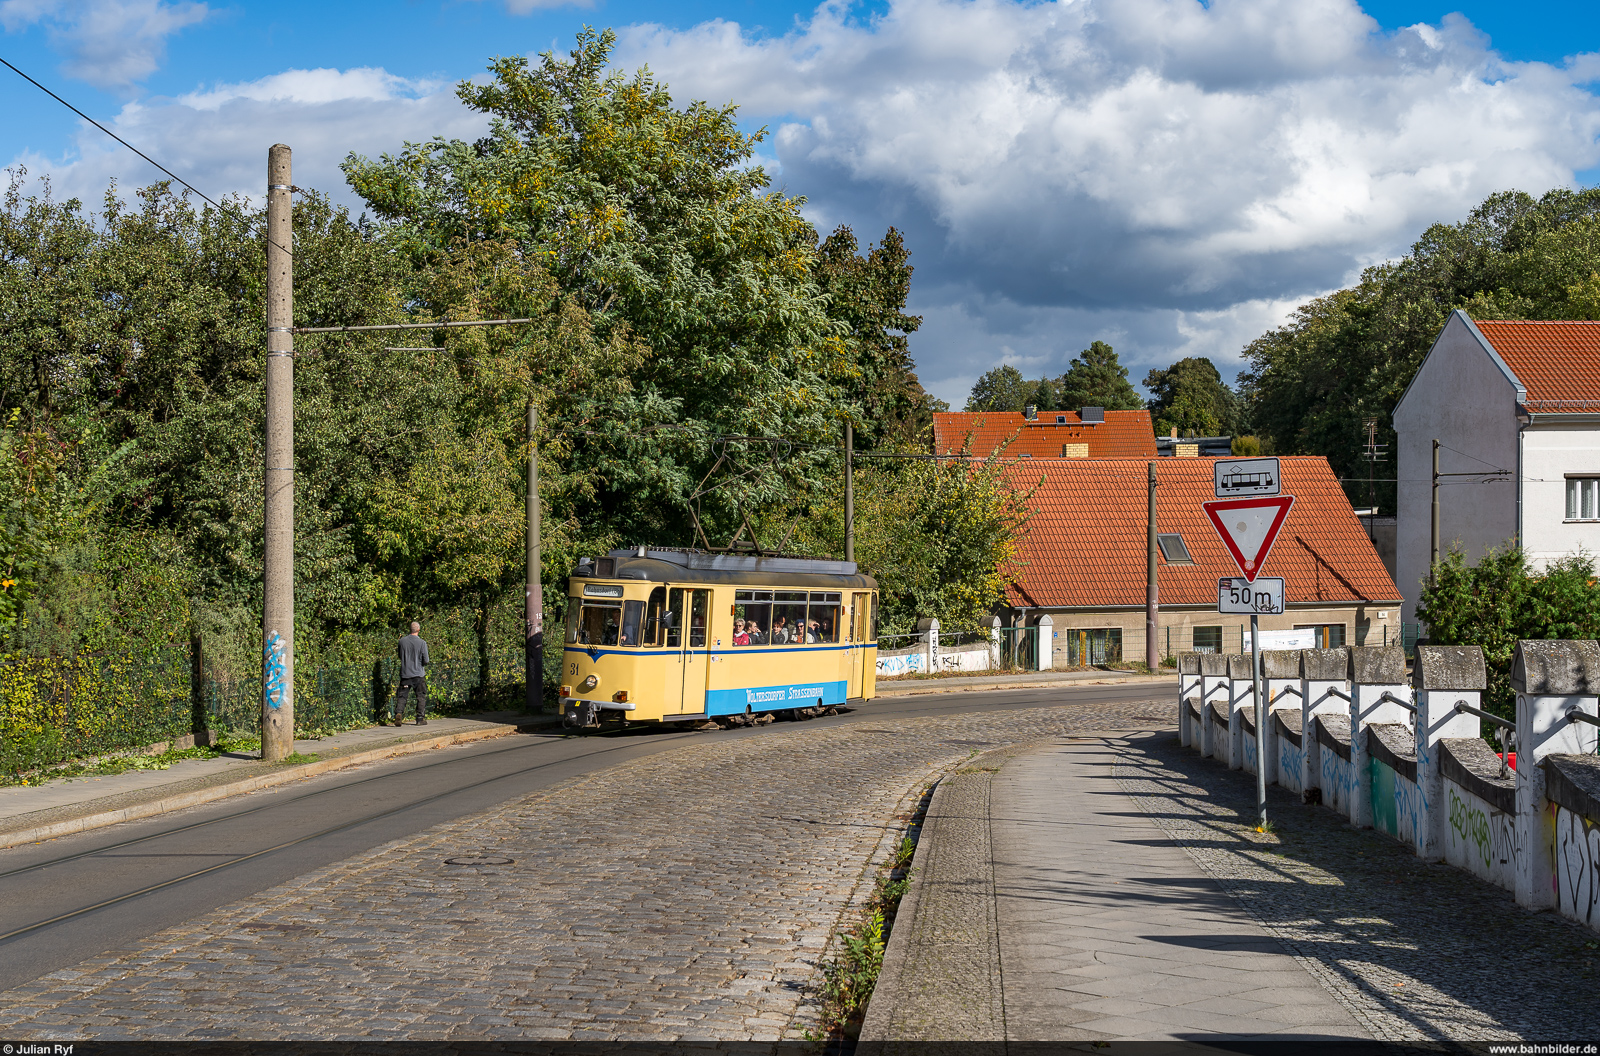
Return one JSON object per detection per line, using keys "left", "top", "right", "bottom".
{"left": 1445, "top": 781, "right": 1519, "bottom": 890}
{"left": 1555, "top": 805, "right": 1600, "bottom": 931}
{"left": 1320, "top": 750, "right": 1358, "bottom": 816}
{"left": 876, "top": 653, "right": 926, "bottom": 677}
{"left": 1278, "top": 741, "right": 1305, "bottom": 795}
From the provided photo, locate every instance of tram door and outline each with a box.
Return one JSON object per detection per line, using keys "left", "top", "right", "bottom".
{"left": 669, "top": 587, "right": 712, "bottom": 714}
{"left": 848, "top": 592, "right": 872, "bottom": 699}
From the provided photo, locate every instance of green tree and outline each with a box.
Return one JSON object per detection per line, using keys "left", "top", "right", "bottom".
{"left": 1241, "top": 186, "right": 1600, "bottom": 513}
{"left": 1144, "top": 357, "right": 1237, "bottom": 436}
{"left": 1029, "top": 379, "right": 1058, "bottom": 412}
{"left": 343, "top": 29, "right": 844, "bottom": 545}
{"left": 1056, "top": 341, "right": 1143, "bottom": 411}
{"left": 1417, "top": 543, "right": 1600, "bottom": 720}
{"left": 965, "top": 365, "right": 1034, "bottom": 412}
{"left": 791, "top": 455, "right": 1030, "bottom": 635}
{"left": 812, "top": 225, "right": 936, "bottom": 449}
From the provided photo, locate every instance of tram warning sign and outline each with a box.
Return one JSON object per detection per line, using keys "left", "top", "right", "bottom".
{"left": 1213, "top": 457, "right": 1280, "bottom": 497}
{"left": 1219, "top": 576, "right": 1285, "bottom": 615}
{"left": 1203, "top": 495, "right": 1294, "bottom": 582}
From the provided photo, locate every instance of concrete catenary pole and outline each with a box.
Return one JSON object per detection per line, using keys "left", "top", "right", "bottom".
{"left": 844, "top": 421, "right": 854, "bottom": 564}
{"left": 1146, "top": 461, "right": 1159, "bottom": 671}
{"left": 262, "top": 144, "right": 294, "bottom": 762}
{"left": 525, "top": 403, "right": 542, "bottom": 712}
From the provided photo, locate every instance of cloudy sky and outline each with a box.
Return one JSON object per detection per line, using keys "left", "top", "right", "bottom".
{"left": 3, "top": 0, "right": 1598, "bottom": 407}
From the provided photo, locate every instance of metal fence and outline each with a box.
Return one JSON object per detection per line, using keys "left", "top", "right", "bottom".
{"left": 0, "top": 646, "right": 527, "bottom": 776}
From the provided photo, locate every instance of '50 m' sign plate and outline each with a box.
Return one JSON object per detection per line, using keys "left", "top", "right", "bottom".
{"left": 1218, "top": 577, "right": 1284, "bottom": 615}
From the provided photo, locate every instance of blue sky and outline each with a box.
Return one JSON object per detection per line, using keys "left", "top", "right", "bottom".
{"left": 3, "top": 0, "right": 1599, "bottom": 405}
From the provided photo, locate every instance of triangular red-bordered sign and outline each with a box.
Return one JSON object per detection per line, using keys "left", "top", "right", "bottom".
{"left": 1202, "top": 496, "right": 1295, "bottom": 583}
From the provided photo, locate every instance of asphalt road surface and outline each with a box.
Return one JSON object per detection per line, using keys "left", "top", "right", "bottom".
{"left": 0, "top": 679, "right": 1174, "bottom": 996}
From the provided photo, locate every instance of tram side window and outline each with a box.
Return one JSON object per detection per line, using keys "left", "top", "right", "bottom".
{"left": 772, "top": 591, "right": 809, "bottom": 645}
{"left": 689, "top": 589, "right": 709, "bottom": 648}
{"left": 578, "top": 603, "right": 621, "bottom": 646}
{"left": 871, "top": 594, "right": 879, "bottom": 642}
{"left": 734, "top": 590, "right": 773, "bottom": 645}
{"left": 809, "top": 592, "right": 841, "bottom": 643}
{"left": 619, "top": 600, "right": 645, "bottom": 647}
{"left": 665, "top": 588, "right": 684, "bottom": 647}
{"left": 643, "top": 587, "right": 666, "bottom": 646}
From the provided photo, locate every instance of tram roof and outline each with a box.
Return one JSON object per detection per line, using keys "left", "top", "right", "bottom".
{"left": 569, "top": 548, "right": 877, "bottom": 589}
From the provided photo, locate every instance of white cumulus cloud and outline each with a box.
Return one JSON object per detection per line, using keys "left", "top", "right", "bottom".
{"left": 1, "top": 0, "right": 210, "bottom": 88}
{"left": 616, "top": 0, "right": 1600, "bottom": 403}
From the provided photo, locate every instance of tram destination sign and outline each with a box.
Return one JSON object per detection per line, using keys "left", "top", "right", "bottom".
{"left": 1218, "top": 577, "right": 1285, "bottom": 615}
{"left": 1213, "top": 457, "right": 1281, "bottom": 498}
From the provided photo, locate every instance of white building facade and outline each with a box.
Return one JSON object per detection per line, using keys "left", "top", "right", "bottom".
{"left": 1394, "top": 311, "right": 1600, "bottom": 622}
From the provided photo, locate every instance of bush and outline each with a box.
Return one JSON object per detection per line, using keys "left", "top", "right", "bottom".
{"left": 1416, "top": 544, "right": 1600, "bottom": 720}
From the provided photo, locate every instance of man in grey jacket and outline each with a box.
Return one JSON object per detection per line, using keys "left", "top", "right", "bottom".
{"left": 393, "top": 622, "right": 430, "bottom": 726}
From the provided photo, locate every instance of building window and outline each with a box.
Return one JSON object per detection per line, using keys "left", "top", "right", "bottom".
{"left": 1568, "top": 478, "right": 1600, "bottom": 520}
{"left": 1157, "top": 533, "right": 1193, "bottom": 565}
{"left": 1066, "top": 628, "right": 1122, "bottom": 666}
{"left": 1295, "top": 623, "right": 1346, "bottom": 648}
{"left": 1193, "top": 626, "right": 1222, "bottom": 653}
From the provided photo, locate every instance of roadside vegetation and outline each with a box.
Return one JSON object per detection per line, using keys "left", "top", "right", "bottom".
{"left": 1, "top": 30, "right": 1027, "bottom": 770}
{"left": 817, "top": 793, "right": 926, "bottom": 1041}
{"left": 1417, "top": 545, "right": 1600, "bottom": 722}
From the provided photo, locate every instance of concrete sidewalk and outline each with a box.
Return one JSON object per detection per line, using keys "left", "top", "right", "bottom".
{"left": 0, "top": 711, "right": 557, "bottom": 850}
{"left": 864, "top": 730, "right": 1600, "bottom": 1048}
{"left": 860, "top": 736, "right": 1376, "bottom": 1048}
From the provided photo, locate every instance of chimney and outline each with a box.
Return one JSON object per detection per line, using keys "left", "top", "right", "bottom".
{"left": 1169, "top": 428, "right": 1177, "bottom": 438}
{"left": 1024, "top": 405, "right": 1037, "bottom": 420}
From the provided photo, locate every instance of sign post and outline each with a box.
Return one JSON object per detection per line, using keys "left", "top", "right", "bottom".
{"left": 1203, "top": 460, "right": 1290, "bottom": 831}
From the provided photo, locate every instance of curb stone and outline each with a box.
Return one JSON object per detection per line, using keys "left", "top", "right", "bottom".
{"left": 857, "top": 738, "right": 1050, "bottom": 1048}
{"left": 0, "top": 716, "right": 560, "bottom": 850}
{"left": 873, "top": 674, "right": 1175, "bottom": 698}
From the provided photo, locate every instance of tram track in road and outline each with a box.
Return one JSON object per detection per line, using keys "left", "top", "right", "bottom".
{"left": 0, "top": 680, "right": 1174, "bottom": 995}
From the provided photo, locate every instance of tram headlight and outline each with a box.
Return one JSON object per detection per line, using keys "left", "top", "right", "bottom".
{"left": 579, "top": 674, "right": 599, "bottom": 693}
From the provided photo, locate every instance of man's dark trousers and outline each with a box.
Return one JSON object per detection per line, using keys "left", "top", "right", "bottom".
{"left": 394, "top": 676, "right": 428, "bottom": 723}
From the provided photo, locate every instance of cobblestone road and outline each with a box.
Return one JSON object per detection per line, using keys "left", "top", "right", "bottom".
{"left": 0, "top": 700, "right": 1175, "bottom": 1041}
{"left": 1116, "top": 733, "right": 1600, "bottom": 1042}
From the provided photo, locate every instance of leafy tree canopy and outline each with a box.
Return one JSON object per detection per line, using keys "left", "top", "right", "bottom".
{"left": 1241, "top": 186, "right": 1600, "bottom": 513}
{"left": 343, "top": 28, "right": 847, "bottom": 541}
{"left": 965, "top": 365, "right": 1035, "bottom": 412}
{"left": 1144, "top": 356, "right": 1238, "bottom": 437}
{"left": 812, "top": 225, "right": 940, "bottom": 449}
{"left": 1056, "top": 341, "right": 1144, "bottom": 412}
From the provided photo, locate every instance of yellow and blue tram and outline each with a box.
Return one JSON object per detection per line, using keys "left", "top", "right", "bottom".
{"left": 559, "top": 547, "right": 878, "bottom": 727}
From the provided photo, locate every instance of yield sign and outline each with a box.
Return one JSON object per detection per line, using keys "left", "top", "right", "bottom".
{"left": 1202, "top": 496, "right": 1295, "bottom": 582}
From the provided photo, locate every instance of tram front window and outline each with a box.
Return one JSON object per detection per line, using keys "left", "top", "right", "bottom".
{"left": 619, "top": 600, "right": 645, "bottom": 647}
{"left": 578, "top": 603, "right": 622, "bottom": 646}
{"left": 563, "top": 604, "right": 581, "bottom": 644}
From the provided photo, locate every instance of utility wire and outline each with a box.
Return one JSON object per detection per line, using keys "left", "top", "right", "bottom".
{"left": 0, "top": 54, "right": 293, "bottom": 257}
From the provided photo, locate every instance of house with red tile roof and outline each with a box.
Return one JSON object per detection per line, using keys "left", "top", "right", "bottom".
{"left": 1393, "top": 311, "right": 1600, "bottom": 623}
{"left": 1003, "top": 456, "right": 1400, "bottom": 664}
{"left": 933, "top": 408, "right": 1158, "bottom": 460}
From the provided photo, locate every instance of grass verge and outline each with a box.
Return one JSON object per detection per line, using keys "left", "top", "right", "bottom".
{"left": 816, "top": 784, "right": 932, "bottom": 1043}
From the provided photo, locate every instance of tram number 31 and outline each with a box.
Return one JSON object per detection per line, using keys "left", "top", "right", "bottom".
{"left": 1217, "top": 577, "right": 1285, "bottom": 615}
